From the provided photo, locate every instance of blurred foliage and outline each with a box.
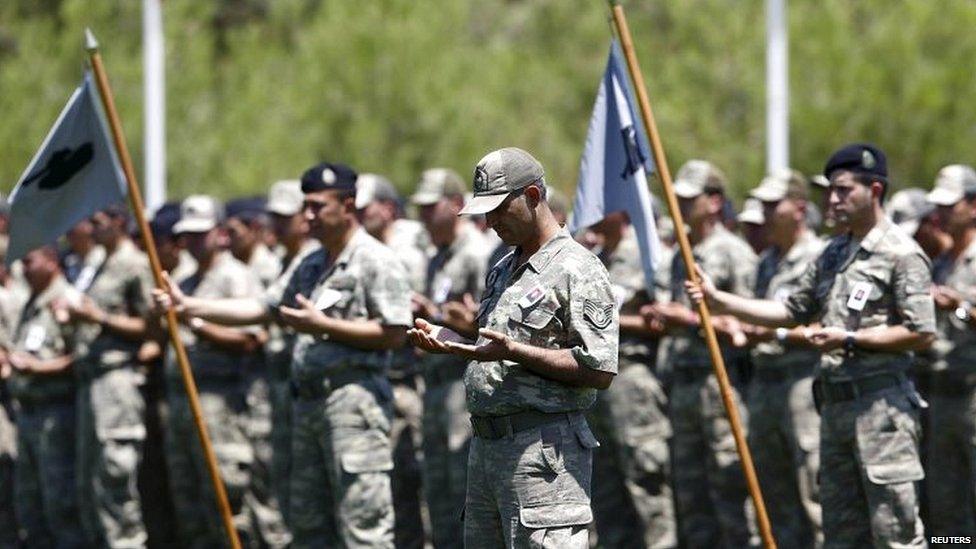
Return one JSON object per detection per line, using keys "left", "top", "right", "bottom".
{"left": 2, "top": 0, "right": 976, "bottom": 203}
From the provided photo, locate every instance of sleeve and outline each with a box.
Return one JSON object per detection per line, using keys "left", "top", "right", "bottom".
{"left": 567, "top": 257, "right": 619, "bottom": 374}
{"left": 126, "top": 260, "right": 154, "bottom": 318}
{"left": 784, "top": 250, "right": 824, "bottom": 325}
{"left": 728, "top": 245, "right": 758, "bottom": 298}
{"left": 227, "top": 267, "right": 265, "bottom": 335}
{"left": 364, "top": 253, "right": 413, "bottom": 327}
{"left": 894, "top": 252, "right": 937, "bottom": 334}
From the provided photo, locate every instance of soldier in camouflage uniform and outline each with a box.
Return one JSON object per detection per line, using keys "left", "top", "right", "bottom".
{"left": 162, "top": 196, "right": 266, "bottom": 547}
{"left": 647, "top": 160, "right": 758, "bottom": 548}
{"left": 357, "top": 173, "right": 428, "bottom": 548}
{"left": 155, "top": 162, "right": 412, "bottom": 548}
{"left": 0, "top": 254, "right": 24, "bottom": 549}
{"left": 263, "top": 179, "right": 319, "bottom": 530}
{"left": 225, "top": 196, "right": 291, "bottom": 547}
{"left": 409, "top": 148, "right": 618, "bottom": 549}
{"left": 924, "top": 164, "right": 976, "bottom": 537}
{"left": 62, "top": 217, "right": 106, "bottom": 290}
{"left": 688, "top": 144, "right": 934, "bottom": 547}
{"left": 411, "top": 167, "right": 488, "bottom": 548}
{"left": 585, "top": 211, "right": 676, "bottom": 549}
{"left": 59, "top": 205, "right": 151, "bottom": 548}
{"left": 6, "top": 247, "right": 85, "bottom": 547}
{"left": 745, "top": 170, "right": 825, "bottom": 547}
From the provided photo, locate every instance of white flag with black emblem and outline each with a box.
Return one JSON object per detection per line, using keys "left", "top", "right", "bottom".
{"left": 569, "top": 39, "right": 662, "bottom": 296}
{"left": 6, "top": 72, "right": 126, "bottom": 265}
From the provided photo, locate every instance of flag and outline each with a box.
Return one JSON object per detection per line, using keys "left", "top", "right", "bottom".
{"left": 570, "top": 39, "right": 662, "bottom": 294}
{"left": 7, "top": 72, "right": 126, "bottom": 264}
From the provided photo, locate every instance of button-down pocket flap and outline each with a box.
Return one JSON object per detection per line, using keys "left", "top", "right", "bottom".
{"left": 519, "top": 502, "right": 592, "bottom": 528}
{"left": 511, "top": 301, "right": 558, "bottom": 330}
{"left": 865, "top": 460, "right": 923, "bottom": 485}
{"left": 341, "top": 451, "right": 394, "bottom": 474}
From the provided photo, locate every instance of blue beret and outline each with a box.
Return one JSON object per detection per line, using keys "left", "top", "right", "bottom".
{"left": 823, "top": 143, "right": 887, "bottom": 180}
{"left": 225, "top": 196, "right": 267, "bottom": 223}
{"left": 300, "top": 162, "right": 358, "bottom": 194}
{"left": 149, "top": 201, "right": 182, "bottom": 238}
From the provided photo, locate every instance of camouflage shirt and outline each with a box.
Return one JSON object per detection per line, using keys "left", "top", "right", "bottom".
{"left": 76, "top": 239, "right": 153, "bottom": 375}
{"left": 785, "top": 217, "right": 936, "bottom": 381}
{"left": 168, "top": 251, "right": 264, "bottom": 380}
{"left": 267, "top": 228, "right": 413, "bottom": 383}
{"left": 7, "top": 275, "right": 77, "bottom": 404}
{"left": 665, "top": 224, "right": 757, "bottom": 369}
{"left": 930, "top": 238, "right": 976, "bottom": 373}
{"left": 390, "top": 219, "right": 430, "bottom": 294}
{"left": 464, "top": 229, "right": 619, "bottom": 416}
{"left": 597, "top": 227, "right": 656, "bottom": 363}
{"left": 751, "top": 230, "right": 824, "bottom": 369}
{"left": 247, "top": 244, "right": 283, "bottom": 290}
{"left": 263, "top": 239, "right": 320, "bottom": 380}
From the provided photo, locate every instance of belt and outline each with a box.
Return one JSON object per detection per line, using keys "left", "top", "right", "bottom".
{"left": 753, "top": 363, "right": 814, "bottom": 384}
{"left": 814, "top": 374, "right": 902, "bottom": 405}
{"left": 470, "top": 410, "right": 582, "bottom": 440}
{"left": 290, "top": 369, "right": 371, "bottom": 401}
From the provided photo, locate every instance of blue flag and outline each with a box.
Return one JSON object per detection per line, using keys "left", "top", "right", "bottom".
{"left": 7, "top": 73, "right": 127, "bottom": 264}
{"left": 570, "top": 40, "right": 662, "bottom": 294}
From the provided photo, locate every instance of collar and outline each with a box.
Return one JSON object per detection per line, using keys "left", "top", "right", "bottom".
{"left": 858, "top": 216, "right": 893, "bottom": 254}
{"left": 523, "top": 229, "right": 572, "bottom": 274}
{"left": 28, "top": 275, "right": 68, "bottom": 311}
{"left": 331, "top": 227, "right": 369, "bottom": 268}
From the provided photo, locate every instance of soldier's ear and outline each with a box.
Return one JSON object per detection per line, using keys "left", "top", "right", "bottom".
{"left": 523, "top": 185, "right": 543, "bottom": 207}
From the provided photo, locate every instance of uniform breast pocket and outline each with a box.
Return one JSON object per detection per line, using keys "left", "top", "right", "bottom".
{"left": 844, "top": 274, "right": 888, "bottom": 325}
{"left": 508, "top": 299, "right": 561, "bottom": 345}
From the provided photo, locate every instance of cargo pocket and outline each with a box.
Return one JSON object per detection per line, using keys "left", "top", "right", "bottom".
{"left": 340, "top": 451, "right": 394, "bottom": 474}
{"left": 515, "top": 502, "right": 592, "bottom": 548}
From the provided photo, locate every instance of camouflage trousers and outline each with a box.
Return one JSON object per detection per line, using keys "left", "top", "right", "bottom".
{"left": 164, "top": 380, "right": 256, "bottom": 548}
{"left": 819, "top": 384, "right": 925, "bottom": 548}
{"left": 924, "top": 377, "right": 976, "bottom": 537}
{"left": 464, "top": 413, "right": 599, "bottom": 549}
{"left": 289, "top": 374, "right": 395, "bottom": 548}
{"left": 0, "top": 401, "right": 17, "bottom": 549}
{"left": 747, "top": 373, "right": 822, "bottom": 548}
{"left": 588, "top": 362, "right": 676, "bottom": 549}
{"left": 422, "top": 368, "right": 470, "bottom": 548}
{"left": 670, "top": 371, "right": 758, "bottom": 548}
{"left": 77, "top": 367, "right": 147, "bottom": 548}
{"left": 15, "top": 400, "right": 86, "bottom": 548}
{"left": 390, "top": 376, "right": 425, "bottom": 549}
{"left": 270, "top": 376, "right": 292, "bottom": 527}
{"left": 243, "top": 373, "right": 291, "bottom": 547}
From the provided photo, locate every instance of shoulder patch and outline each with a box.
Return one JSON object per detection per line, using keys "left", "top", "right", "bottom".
{"left": 583, "top": 299, "right": 614, "bottom": 329}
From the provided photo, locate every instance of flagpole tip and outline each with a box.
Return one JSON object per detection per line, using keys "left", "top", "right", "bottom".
{"left": 84, "top": 28, "right": 99, "bottom": 53}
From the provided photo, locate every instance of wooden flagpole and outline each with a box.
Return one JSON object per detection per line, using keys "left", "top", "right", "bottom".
{"left": 84, "top": 28, "right": 242, "bottom": 549}
{"left": 605, "top": 4, "right": 777, "bottom": 548}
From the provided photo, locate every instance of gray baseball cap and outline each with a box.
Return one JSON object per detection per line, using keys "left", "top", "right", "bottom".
{"left": 411, "top": 168, "right": 466, "bottom": 206}
{"left": 266, "top": 180, "right": 303, "bottom": 216}
{"left": 737, "top": 198, "right": 765, "bottom": 225}
{"left": 356, "top": 173, "right": 400, "bottom": 209}
{"left": 173, "top": 195, "right": 223, "bottom": 235}
{"left": 673, "top": 160, "right": 727, "bottom": 198}
{"left": 926, "top": 164, "right": 976, "bottom": 206}
{"left": 458, "top": 148, "right": 545, "bottom": 215}
{"left": 887, "top": 188, "right": 934, "bottom": 236}
{"left": 750, "top": 168, "right": 808, "bottom": 202}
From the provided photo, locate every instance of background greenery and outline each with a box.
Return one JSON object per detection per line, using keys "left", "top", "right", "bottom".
{"left": 2, "top": 0, "right": 975, "bottom": 203}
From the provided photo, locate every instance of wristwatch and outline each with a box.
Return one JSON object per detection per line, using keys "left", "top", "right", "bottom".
{"left": 843, "top": 330, "right": 857, "bottom": 351}
{"left": 955, "top": 301, "right": 972, "bottom": 323}
{"left": 774, "top": 327, "right": 788, "bottom": 342}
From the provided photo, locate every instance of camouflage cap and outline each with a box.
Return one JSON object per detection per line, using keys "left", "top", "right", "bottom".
{"left": 887, "top": 188, "right": 933, "bottom": 236}
{"left": 173, "top": 195, "right": 223, "bottom": 235}
{"left": 809, "top": 174, "right": 830, "bottom": 189}
{"left": 737, "top": 198, "right": 765, "bottom": 225}
{"left": 672, "top": 160, "right": 727, "bottom": 198}
{"left": 356, "top": 173, "right": 401, "bottom": 209}
{"left": 266, "top": 179, "right": 303, "bottom": 216}
{"left": 411, "top": 168, "right": 466, "bottom": 206}
{"left": 750, "top": 168, "right": 808, "bottom": 202}
{"left": 925, "top": 164, "right": 976, "bottom": 206}
{"left": 458, "top": 148, "right": 545, "bottom": 215}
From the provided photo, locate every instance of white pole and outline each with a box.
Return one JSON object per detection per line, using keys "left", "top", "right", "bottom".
{"left": 143, "top": 0, "right": 166, "bottom": 211}
{"left": 766, "top": 0, "right": 788, "bottom": 173}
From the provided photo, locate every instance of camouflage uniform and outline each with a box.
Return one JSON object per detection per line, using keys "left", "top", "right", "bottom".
{"left": 663, "top": 224, "right": 758, "bottom": 548}
{"left": 0, "top": 283, "right": 23, "bottom": 549}
{"left": 75, "top": 239, "right": 150, "bottom": 548}
{"left": 262, "top": 239, "right": 319, "bottom": 529}
{"left": 463, "top": 230, "right": 618, "bottom": 549}
{"left": 8, "top": 275, "right": 86, "bottom": 547}
{"left": 748, "top": 230, "right": 824, "bottom": 548}
{"left": 784, "top": 217, "right": 933, "bottom": 547}
{"left": 420, "top": 222, "right": 486, "bottom": 547}
{"left": 925, "top": 238, "right": 976, "bottom": 537}
{"left": 588, "top": 229, "right": 676, "bottom": 549}
{"left": 268, "top": 228, "right": 412, "bottom": 548}
{"left": 164, "top": 251, "right": 263, "bottom": 547}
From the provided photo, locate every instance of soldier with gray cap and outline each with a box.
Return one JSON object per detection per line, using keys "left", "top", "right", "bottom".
{"left": 409, "top": 147, "right": 618, "bottom": 548}
{"left": 744, "top": 168, "right": 825, "bottom": 547}
{"left": 737, "top": 197, "right": 768, "bottom": 255}
{"left": 687, "top": 144, "right": 935, "bottom": 547}
{"left": 646, "top": 159, "right": 758, "bottom": 547}
{"left": 924, "top": 164, "right": 976, "bottom": 538}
